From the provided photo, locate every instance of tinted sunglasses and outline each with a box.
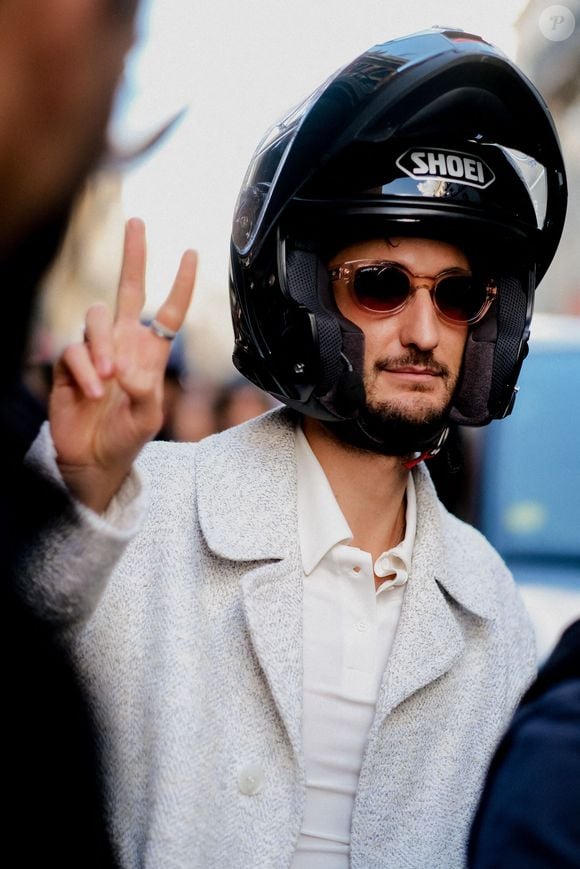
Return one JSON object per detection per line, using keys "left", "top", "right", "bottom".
{"left": 329, "top": 260, "right": 497, "bottom": 326}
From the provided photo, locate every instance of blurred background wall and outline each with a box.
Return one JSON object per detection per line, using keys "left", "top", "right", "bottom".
{"left": 516, "top": 0, "right": 580, "bottom": 314}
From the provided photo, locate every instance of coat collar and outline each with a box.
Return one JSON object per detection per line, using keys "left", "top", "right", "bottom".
{"left": 195, "top": 409, "right": 498, "bottom": 727}
{"left": 195, "top": 408, "right": 497, "bottom": 623}
{"left": 195, "top": 408, "right": 298, "bottom": 562}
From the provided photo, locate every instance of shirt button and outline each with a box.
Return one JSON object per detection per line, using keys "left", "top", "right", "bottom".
{"left": 238, "top": 764, "right": 264, "bottom": 795}
{"left": 354, "top": 620, "right": 368, "bottom": 632}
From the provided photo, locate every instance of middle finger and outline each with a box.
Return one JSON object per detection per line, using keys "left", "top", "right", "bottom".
{"left": 85, "top": 303, "right": 115, "bottom": 378}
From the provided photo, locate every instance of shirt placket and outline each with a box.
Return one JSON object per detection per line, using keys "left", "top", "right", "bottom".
{"left": 337, "top": 547, "right": 379, "bottom": 699}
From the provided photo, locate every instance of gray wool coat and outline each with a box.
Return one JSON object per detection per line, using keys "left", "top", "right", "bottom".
{"left": 25, "top": 409, "right": 536, "bottom": 869}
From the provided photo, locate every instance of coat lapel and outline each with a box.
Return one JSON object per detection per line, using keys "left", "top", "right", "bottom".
{"left": 194, "top": 413, "right": 496, "bottom": 752}
{"left": 377, "top": 559, "right": 464, "bottom": 719}
{"left": 195, "top": 409, "right": 304, "bottom": 759}
{"left": 194, "top": 408, "right": 298, "bottom": 563}
{"left": 239, "top": 559, "right": 303, "bottom": 759}
{"left": 375, "top": 465, "right": 494, "bottom": 721}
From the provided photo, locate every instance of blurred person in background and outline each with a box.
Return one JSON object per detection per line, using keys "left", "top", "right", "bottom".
{"left": 0, "top": 1, "right": 144, "bottom": 865}
{"left": 214, "top": 376, "right": 277, "bottom": 432}
{"left": 18, "top": 30, "right": 568, "bottom": 867}
{"left": 148, "top": 324, "right": 190, "bottom": 441}
{"left": 170, "top": 374, "right": 220, "bottom": 443}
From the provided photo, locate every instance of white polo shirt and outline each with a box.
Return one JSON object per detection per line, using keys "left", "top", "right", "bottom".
{"left": 292, "top": 424, "right": 416, "bottom": 867}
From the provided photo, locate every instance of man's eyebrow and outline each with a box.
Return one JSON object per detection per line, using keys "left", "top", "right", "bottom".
{"left": 435, "top": 266, "right": 471, "bottom": 275}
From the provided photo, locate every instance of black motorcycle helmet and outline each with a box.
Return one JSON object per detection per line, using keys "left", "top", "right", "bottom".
{"left": 229, "top": 27, "right": 567, "bottom": 457}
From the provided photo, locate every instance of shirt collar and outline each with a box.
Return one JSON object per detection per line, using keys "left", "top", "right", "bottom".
{"left": 295, "top": 423, "right": 416, "bottom": 585}
{"left": 374, "top": 474, "right": 416, "bottom": 591}
{"left": 296, "top": 423, "right": 352, "bottom": 575}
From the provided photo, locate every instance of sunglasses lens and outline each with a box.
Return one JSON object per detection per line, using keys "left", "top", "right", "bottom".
{"left": 353, "top": 265, "right": 410, "bottom": 312}
{"left": 435, "top": 276, "right": 486, "bottom": 323}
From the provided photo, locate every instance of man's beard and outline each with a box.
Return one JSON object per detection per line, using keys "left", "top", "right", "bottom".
{"left": 327, "top": 348, "right": 460, "bottom": 457}
{"left": 355, "top": 395, "right": 452, "bottom": 456}
{"left": 361, "top": 349, "right": 459, "bottom": 455}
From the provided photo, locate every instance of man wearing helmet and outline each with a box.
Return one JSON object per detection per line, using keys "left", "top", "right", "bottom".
{"left": 22, "top": 28, "right": 567, "bottom": 869}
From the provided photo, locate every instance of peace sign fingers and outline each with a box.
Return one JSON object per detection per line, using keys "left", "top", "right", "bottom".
{"left": 50, "top": 217, "right": 198, "bottom": 513}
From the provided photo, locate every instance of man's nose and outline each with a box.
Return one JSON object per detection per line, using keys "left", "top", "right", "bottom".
{"left": 398, "top": 286, "right": 440, "bottom": 350}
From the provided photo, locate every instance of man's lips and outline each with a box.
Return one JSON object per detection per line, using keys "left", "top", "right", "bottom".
{"left": 381, "top": 366, "right": 443, "bottom": 379}
{"left": 375, "top": 355, "right": 450, "bottom": 382}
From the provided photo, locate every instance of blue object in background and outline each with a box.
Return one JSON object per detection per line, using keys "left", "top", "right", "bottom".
{"left": 478, "top": 333, "right": 580, "bottom": 589}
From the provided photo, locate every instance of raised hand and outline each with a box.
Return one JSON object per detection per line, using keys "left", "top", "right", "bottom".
{"left": 50, "top": 218, "right": 197, "bottom": 513}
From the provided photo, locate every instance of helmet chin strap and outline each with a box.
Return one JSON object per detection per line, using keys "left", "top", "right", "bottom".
{"left": 324, "top": 412, "right": 450, "bottom": 465}
{"left": 402, "top": 426, "right": 450, "bottom": 469}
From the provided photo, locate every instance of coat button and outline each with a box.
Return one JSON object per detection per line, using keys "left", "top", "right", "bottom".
{"left": 238, "top": 764, "right": 264, "bottom": 795}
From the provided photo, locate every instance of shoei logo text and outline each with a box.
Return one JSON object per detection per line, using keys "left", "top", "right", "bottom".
{"left": 396, "top": 149, "right": 495, "bottom": 189}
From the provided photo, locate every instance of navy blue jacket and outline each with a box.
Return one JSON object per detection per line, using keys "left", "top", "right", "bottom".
{"left": 469, "top": 619, "right": 580, "bottom": 868}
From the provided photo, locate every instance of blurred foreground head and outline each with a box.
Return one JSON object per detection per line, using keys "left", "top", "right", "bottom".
{"left": 0, "top": 0, "right": 138, "bottom": 256}
{"left": 0, "top": 0, "right": 140, "bottom": 390}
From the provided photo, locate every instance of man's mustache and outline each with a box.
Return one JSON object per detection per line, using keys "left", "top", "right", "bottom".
{"left": 374, "top": 350, "right": 450, "bottom": 379}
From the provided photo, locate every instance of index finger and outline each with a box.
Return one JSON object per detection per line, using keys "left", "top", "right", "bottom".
{"left": 153, "top": 249, "right": 198, "bottom": 333}
{"left": 115, "top": 217, "right": 147, "bottom": 321}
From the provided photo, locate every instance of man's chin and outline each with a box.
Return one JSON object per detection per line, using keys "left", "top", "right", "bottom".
{"left": 359, "top": 401, "right": 451, "bottom": 457}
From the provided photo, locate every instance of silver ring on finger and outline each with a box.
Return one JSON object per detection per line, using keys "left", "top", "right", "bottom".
{"left": 150, "top": 318, "right": 178, "bottom": 341}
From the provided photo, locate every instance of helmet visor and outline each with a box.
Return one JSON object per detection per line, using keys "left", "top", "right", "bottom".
{"left": 232, "top": 73, "right": 342, "bottom": 255}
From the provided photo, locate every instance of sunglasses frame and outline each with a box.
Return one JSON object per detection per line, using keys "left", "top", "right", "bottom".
{"left": 329, "top": 259, "right": 497, "bottom": 326}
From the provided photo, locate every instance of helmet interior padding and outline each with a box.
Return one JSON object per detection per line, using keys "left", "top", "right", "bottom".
{"left": 286, "top": 248, "right": 365, "bottom": 417}
{"left": 451, "top": 275, "right": 529, "bottom": 425}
